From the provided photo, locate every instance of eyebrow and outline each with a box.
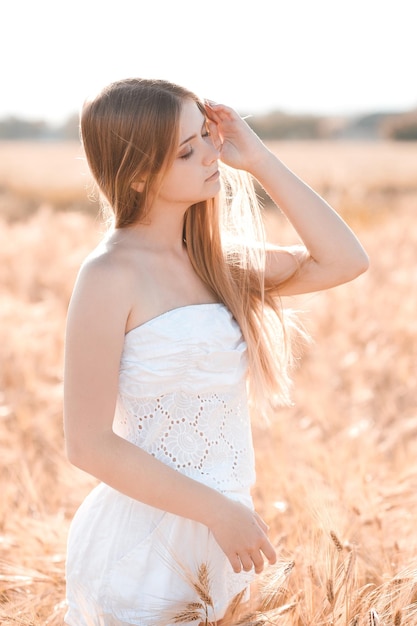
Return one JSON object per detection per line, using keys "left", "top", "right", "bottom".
{"left": 179, "top": 119, "right": 207, "bottom": 147}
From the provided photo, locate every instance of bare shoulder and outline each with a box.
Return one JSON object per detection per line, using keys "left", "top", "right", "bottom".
{"left": 78, "top": 237, "right": 135, "bottom": 287}
{"left": 67, "top": 237, "right": 138, "bottom": 338}
{"left": 75, "top": 238, "right": 134, "bottom": 297}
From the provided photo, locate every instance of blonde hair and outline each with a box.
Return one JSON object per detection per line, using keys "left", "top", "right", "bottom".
{"left": 80, "top": 78, "right": 302, "bottom": 410}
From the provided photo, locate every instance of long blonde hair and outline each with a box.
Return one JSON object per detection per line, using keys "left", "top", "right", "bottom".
{"left": 80, "top": 78, "right": 301, "bottom": 410}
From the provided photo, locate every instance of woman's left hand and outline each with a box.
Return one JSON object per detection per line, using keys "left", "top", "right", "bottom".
{"left": 205, "top": 101, "right": 267, "bottom": 173}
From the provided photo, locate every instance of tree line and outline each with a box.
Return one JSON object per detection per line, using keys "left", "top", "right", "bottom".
{"left": 1, "top": 108, "right": 416, "bottom": 141}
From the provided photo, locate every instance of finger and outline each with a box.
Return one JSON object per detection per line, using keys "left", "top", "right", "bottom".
{"left": 239, "top": 554, "right": 254, "bottom": 573}
{"left": 205, "top": 99, "right": 225, "bottom": 111}
{"left": 207, "top": 120, "right": 223, "bottom": 151}
{"left": 205, "top": 101, "right": 234, "bottom": 122}
{"left": 254, "top": 512, "right": 269, "bottom": 533}
{"left": 250, "top": 551, "right": 265, "bottom": 574}
{"left": 228, "top": 553, "right": 242, "bottom": 574}
{"left": 204, "top": 100, "right": 222, "bottom": 123}
{"left": 262, "top": 538, "right": 277, "bottom": 565}
{"left": 204, "top": 99, "right": 218, "bottom": 109}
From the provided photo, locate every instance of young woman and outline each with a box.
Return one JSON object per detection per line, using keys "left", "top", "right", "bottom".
{"left": 64, "top": 78, "right": 368, "bottom": 625}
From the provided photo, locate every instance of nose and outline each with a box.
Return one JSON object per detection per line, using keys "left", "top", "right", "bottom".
{"left": 203, "top": 137, "right": 220, "bottom": 165}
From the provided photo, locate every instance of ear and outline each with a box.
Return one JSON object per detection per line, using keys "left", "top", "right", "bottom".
{"left": 131, "top": 180, "right": 146, "bottom": 193}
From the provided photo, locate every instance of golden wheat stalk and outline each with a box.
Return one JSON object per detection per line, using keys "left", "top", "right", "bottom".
{"left": 191, "top": 563, "right": 214, "bottom": 608}
{"left": 234, "top": 616, "right": 266, "bottom": 626}
{"left": 342, "top": 549, "right": 356, "bottom": 586}
{"left": 369, "top": 608, "right": 381, "bottom": 625}
{"left": 307, "top": 563, "right": 321, "bottom": 588}
{"left": 220, "top": 588, "right": 247, "bottom": 625}
{"left": 326, "top": 578, "right": 335, "bottom": 606}
{"left": 393, "top": 608, "right": 402, "bottom": 625}
{"left": 172, "top": 602, "right": 205, "bottom": 624}
{"left": 255, "top": 560, "right": 294, "bottom": 612}
{"left": 330, "top": 530, "right": 344, "bottom": 553}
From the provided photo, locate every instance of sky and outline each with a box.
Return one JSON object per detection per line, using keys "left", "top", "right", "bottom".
{"left": 2, "top": 0, "right": 416, "bottom": 124}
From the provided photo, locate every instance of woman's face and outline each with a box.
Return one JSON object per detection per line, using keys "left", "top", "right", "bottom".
{"left": 152, "top": 99, "right": 221, "bottom": 210}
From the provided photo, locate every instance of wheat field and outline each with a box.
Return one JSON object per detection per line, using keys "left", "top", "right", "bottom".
{"left": 0, "top": 140, "right": 416, "bottom": 625}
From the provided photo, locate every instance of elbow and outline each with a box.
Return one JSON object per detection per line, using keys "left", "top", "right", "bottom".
{"left": 65, "top": 427, "right": 114, "bottom": 475}
{"left": 341, "top": 248, "right": 369, "bottom": 284}
{"left": 65, "top": 438, "right": 87, "bottom": 470}
{"left": 65, "top": 433, "right": 96, "bottom": 473}
{"left": 352, "top": 249, "right": 370, "bottom": 278}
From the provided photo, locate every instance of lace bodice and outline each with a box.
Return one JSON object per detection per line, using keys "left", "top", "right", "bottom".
{"left": 113, "top": 303, "right": 256, "bottom": 492}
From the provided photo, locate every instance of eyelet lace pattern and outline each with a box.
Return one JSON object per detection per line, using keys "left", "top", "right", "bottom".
{"left": 114, "top": 303, "right": 256, "bottom": 491}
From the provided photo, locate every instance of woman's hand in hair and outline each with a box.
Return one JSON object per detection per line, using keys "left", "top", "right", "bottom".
{"left": 205, "top": 101, "right": 268, "bottom": 173}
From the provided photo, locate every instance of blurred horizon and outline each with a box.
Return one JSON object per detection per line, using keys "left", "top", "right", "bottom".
{"left": 1, "top": 101, "right": 416, "bottom": 127}
{"left": 1, "top": 106, "right": 416, "bottom": 142}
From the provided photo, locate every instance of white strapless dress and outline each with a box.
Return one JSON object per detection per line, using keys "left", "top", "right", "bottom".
{"left": 65, "top": 303, "right": 256, "bottom": 626}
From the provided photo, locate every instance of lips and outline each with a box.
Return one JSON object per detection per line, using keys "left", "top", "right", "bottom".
{"left": 205, "top": 169, "right": 220, "bottom": 182}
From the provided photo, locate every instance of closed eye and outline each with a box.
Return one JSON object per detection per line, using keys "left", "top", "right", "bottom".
{"left": 180, "top": 148, "right": 193, "bottom": 160}
{"left": 178, "top": 120, "right": 210, "bottom": 160}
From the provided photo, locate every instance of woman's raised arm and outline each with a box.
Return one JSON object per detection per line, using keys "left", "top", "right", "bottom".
{"left": 206, "top": 102, "right": 369, "bottom": 295}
